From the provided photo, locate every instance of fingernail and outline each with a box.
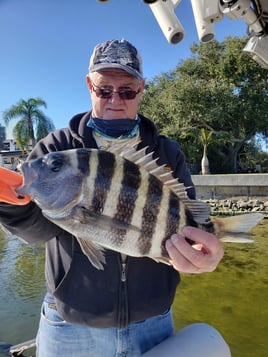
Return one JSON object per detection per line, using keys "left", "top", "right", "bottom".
{"left": 165, "top": 239, "right": 173, "bottom": 249}
{"left": 182, "top": 226, "right": 191, "bottom": 236}
{"left": 171, "top": 234, "right": 180, "bottom": 244}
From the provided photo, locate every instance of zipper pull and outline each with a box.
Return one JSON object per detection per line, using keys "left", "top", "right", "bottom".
{"left": 121, "top": 263, "right": 126, "bottom": 282}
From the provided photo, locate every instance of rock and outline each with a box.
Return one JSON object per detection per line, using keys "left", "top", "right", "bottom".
{"left": 264, "top": 201, "right": 268, "bottom": 207}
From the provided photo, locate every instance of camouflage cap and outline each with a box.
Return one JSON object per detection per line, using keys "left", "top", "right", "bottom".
{"left": 89, "top": 39, "right": 143, "bottom": 79}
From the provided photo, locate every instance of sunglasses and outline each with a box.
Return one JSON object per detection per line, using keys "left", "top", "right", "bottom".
{"left": 92, "top": 83, "right": 140, "bottom": 100}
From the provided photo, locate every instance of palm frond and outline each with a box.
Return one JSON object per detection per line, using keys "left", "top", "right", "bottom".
{"left": 3, "top": 97, "right": 54, "bottom": 147}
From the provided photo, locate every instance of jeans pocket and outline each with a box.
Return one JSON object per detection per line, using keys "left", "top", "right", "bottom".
{"left": 133, "top": 307, "right": 172, "bottom": 326}
{"left": 41, "top": 301, "right": 68, "bottom": 326}
{"left": 160, "top": 307, "right": 171, "bottom": 317}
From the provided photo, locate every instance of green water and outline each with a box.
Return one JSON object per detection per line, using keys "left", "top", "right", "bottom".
{"left": 0, "top": 234, "right": 45, "bottom": 356}
{"left": 0, "top": 219, "right": 267, "bottom": 357}
{"left": 173, "top": 219, "right": 268, "bottom": 357}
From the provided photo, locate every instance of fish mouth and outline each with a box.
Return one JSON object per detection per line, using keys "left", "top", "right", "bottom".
{"left": 15, "top": 163, "right": 38, "bottom": 198}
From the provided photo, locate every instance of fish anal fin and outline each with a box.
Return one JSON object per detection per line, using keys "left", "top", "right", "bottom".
{"left": 77, "top": 238, "right": 106, "bottom": 270}
{"left": 152, "top": 257, "right": 172, "bottom": 266}
{"left": 219, "top": 234, "right": 255, "bottom": 243}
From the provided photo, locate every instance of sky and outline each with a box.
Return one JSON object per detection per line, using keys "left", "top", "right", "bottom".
{"left": 0, "top": 0, "right": 248, "bottom": 139}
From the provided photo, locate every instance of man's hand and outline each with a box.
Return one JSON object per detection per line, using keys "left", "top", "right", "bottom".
{"left": 165, "top": 226, "right": 224, "bottom": 273}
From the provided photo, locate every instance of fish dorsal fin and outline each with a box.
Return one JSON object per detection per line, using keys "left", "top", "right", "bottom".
{"left": 184, "top": 200, "right": 211, "bottom": 224}
{"left": 106, "top": 139, "right": 142, "bottom": 157}
{"left": 106, "top": 140, "right": 211, "bottom": 224}
{"left": 106, "top": 140, "right": 179, "bottom": 188}
{"left": 77, "top": 238, "right": 106, "bottom": 270}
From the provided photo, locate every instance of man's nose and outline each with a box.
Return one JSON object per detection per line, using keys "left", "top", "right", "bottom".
{"left": 108, "top": 92, "right": 123, "bottom": 102}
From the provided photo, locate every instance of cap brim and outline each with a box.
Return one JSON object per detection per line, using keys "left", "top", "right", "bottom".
{"left": 90, "top": 63, "right": 143, "bottom": 80}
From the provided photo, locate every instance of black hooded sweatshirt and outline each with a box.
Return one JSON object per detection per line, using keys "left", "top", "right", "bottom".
{"left": 0, "top": 112, "right": 195, "bottom": 328}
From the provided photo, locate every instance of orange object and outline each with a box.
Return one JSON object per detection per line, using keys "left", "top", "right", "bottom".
{"left": 0, "top": 167, "right": 31, "bottom": 205}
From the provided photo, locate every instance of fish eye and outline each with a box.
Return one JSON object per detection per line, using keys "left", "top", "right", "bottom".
{"left": 50, "top": 158, "right": 63, "bottom": 172}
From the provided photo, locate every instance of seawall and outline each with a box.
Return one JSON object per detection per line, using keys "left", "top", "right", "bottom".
{"left": 191, "top": 174, "right": 268, "bottom": 216}
{"left": 192, "top": 174, "right": 268, "bottom": 200}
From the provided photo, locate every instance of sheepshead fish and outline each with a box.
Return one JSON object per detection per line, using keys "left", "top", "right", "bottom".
{"left": 16, "top": 142, "right": 263, "bottom": 270}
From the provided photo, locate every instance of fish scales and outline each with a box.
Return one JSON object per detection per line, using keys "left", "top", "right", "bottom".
{"left": 98, "top": 152, "right": 123, "bottom": 222}
{"left": 137, "top": 174, "right": 162, "bottom": 255}
{"left": 92, "top": 151, "right": 116, "bottom": 214}
{"left": 127, "top": 163, "right": 152, "bottom": 255}
{"left": 77, "top": 148, "right": 184, "bottom": 259}
{"left": 81, "top": 149, "right": 160, "bottom": 255}
{"left": 110, "top": 159, "right": 141, "bottom": 247}
{"left": 91, "top": 150, "right": 174, "bottom": 256}
{"left": 94, "top": 154, "right": 182, "bottom": 258}
{"left": 114, "top": 161, "right": 139, "bottom": 218}
{"left": 85, "top": 150, "right": 127, "bottom": 248}
{"left": 146, "top": 181, "right": 169, "bottom": 258}
{"left": 81, "top": 150, "right": 99, "bottom": 213}
{"left": 16, "top": 145, "right": 264, "bottom": 270}
{"left": 160, "top": 191, "right": 182, "bottom": 257}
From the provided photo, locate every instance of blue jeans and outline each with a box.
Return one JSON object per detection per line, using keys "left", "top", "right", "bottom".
{"left": 36, "top": 301, "right": 174, "bottom": 357}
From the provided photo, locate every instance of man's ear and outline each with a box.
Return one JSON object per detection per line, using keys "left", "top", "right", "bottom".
{"left": 85, "top": 75, "right": 93, "bottom": 91}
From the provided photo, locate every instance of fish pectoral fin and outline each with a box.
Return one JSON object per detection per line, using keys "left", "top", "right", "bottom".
{"left": 76, "top": 206, "right": 139, "bottom": 232}
{"left": 97, "top": 214, "right": 140, "bottom": 233}
{"left": 77, "top": 238, "right": 106, "bottom": 270}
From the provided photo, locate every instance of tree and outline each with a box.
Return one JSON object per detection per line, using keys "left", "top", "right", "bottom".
{"left": 3, "top": 97, "right": 55, "bottom": 152}
{"left": 139, "top": 75, "right": 174, "bottom": 136}
{"left": 140, "top": 37, "right": 268, "bottom": 173}
{"left": 180, "top": 127, "right": 230, "bottom": 174}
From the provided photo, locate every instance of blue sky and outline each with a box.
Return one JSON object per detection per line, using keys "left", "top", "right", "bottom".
{"left": 0, "top": 0, "right": 247, "bottom": 138}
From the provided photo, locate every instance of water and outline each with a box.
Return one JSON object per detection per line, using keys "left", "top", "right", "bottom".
{"left": 173, "top": 218, "right": 268, "bottom": 357}
{"left": 0, "top": 233, "right": 45, "bottom": 356}
{"left": 0, "top": 219, "right": 267, "bottom": 357}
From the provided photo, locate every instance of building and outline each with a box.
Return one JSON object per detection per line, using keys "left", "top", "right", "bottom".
{"left": 0, "top": 139, "right": 26, "bottom": 171}
{"left": 0, "top": 126, "right": 6, "bottom": 149}
{"left": 3, "top": 139, "right": 20, "bottom": 151}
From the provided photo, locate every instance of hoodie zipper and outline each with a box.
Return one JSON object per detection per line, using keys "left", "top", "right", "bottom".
{"left": 121, "top": 262, "right": 127, "bottom": 282}
{"left": 119, "top": 257, "right": 128, "bottom": 328}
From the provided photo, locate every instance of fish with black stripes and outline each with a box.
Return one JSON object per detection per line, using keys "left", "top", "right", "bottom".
{"left": 16, "top": 142, "right": 264, "bottom": 270}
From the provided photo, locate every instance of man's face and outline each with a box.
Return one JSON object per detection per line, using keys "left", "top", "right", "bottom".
{"left": 86, "top": 69, "right": 144, "bottom": 120}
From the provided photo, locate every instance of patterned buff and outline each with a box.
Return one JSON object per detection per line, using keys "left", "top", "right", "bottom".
{"left": 87, "top": 116, "right": 140, "bottom": 139}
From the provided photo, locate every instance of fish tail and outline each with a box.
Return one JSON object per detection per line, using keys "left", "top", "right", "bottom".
{"left": 213, "top": 212, "right": 264, "bottom": 243}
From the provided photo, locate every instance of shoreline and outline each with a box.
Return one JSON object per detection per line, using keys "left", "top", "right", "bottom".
{"left": 204, "top": 198, "right": 268, "bottom": 217}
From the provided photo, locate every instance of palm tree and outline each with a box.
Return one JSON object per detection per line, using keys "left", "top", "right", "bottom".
{"left": 200, "top": 128, "right": 213, "bottom": 175}
{"left": 3, "top": 97, "right": 55, "bottom": 152}
{"left": 183, "top": 128, "right": 213, "bottom": 174}
{"left": 180, "top": 127, "right": 229, "bottom": 175}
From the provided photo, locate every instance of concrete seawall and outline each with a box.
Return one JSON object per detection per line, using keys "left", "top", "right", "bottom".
{"left": 191, "top": 174, "right": 268, "bottom": 216}
{"left": 192, "top": 174, "right": 268, "bottom": 200}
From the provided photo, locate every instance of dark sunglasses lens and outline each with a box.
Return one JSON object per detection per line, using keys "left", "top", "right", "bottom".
{"left": 99, "top": 88, "right": 113, "bottom": 98}
{"left": 119, "top": 91, "right": 137, "bottom": 100}
{"left": 95, "top": 87, "right": 139, "bottom": 100}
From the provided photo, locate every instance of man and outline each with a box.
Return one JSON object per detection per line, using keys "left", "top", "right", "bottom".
{"left": 0, "top": 39, "right": 229, "bottom": 357}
